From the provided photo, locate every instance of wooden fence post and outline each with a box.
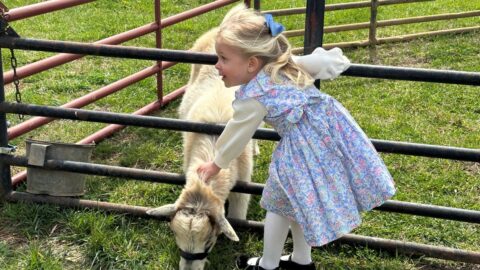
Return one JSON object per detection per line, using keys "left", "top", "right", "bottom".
{"left": 369, "top": 0, "right": 379, "bottom": 48}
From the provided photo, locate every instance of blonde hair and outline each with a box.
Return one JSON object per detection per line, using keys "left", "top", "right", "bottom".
{"left": 217, "top": 4, "right": 314, "bottom": 88}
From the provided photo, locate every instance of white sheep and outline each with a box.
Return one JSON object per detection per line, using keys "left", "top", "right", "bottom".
{"left": 147, "top": 28, "right": 253, "bottom": 270}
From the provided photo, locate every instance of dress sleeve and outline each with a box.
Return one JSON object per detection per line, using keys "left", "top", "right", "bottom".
{"left": 214, "top": 98, "right": 267, "bottom": 169}
{"left": 292, "top": 47, "right": 351, "bottom": 80}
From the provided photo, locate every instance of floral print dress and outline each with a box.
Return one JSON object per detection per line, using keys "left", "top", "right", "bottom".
{"left": 236, "top": 69, "right": 396, "bottom": 246}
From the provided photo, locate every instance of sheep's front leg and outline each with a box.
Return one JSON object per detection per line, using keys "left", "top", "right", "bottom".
{"left": 226, "top": 192, "right": 251, "bottom": 219}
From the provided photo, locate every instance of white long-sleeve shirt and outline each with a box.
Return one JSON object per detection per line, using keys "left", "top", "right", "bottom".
{"left": 213, "top": 47, "right": 351, "bottom": 168}
{"left": 214, "top": 98, "right": 267, "bottom": 168}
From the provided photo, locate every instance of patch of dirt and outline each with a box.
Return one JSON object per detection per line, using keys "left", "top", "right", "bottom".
{"left": 463, "top": 162, "right": 480, "bottom": 176}
{"left": 48, "top": 238, "right": 85, "bottom": 267}
{"left": 0, "top": 222, "right": 28, "bottom": 247}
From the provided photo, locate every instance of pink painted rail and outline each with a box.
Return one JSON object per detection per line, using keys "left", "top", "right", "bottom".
{"left": 3, "top": 0, "right": 241, "bottom": 185}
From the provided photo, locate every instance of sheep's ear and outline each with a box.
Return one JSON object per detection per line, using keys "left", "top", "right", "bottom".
{"left": 216, "top": 215, "right": 239, "bottom": 241}
{"left": 146, "top": 204, "right": 177, "bottom": 217}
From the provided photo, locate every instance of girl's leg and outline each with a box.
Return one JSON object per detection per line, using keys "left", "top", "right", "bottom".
{"left": 282, "top": 220, "right": 312, "bottom": 264}
{"left": 247, "top": 211, "right": 290, "bottom": 269}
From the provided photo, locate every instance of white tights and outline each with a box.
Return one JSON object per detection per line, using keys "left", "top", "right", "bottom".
{"left": 247, "top": 211, "right": 312, "bottom": 269}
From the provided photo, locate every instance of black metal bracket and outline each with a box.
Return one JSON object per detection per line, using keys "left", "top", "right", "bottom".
{"left": 0, "top": 144, "right": 16, "bottom": 155}
{"left": 0, "top": 15, "right": 19, "bottom": 38}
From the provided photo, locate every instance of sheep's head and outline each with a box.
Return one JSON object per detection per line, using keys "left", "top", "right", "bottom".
{"left": 147, "top": 180, "right": 238, "bottom": 270}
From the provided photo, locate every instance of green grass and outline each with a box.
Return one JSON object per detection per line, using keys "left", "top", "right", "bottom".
{"left": 1, "top": 1, "right": 479, "bottom": 269}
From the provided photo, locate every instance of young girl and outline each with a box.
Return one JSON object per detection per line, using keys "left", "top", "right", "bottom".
{"left": 197, "top": 5, "right": 396, "bottom": 270}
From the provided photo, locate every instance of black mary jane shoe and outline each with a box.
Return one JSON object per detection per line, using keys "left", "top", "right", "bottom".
{"left": 236, "top": 255, "right": 279, "bottom": 270}
{"left": 279, "top": 254, "right": 316, "bottom": 270}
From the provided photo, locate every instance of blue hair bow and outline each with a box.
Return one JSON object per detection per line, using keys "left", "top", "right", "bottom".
{"left": 264, "top": 14, "right": 285, "bottom": 37}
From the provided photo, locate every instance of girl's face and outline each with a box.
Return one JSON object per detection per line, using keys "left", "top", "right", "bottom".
{"left": 214, "top": 40, "right": 259, "bottom": 87}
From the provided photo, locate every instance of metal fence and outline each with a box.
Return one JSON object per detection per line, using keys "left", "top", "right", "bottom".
{"left": 0, "top": 0, "right": 479, "bottom": 265}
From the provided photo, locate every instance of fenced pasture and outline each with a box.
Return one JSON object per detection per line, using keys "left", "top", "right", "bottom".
{"left": 0, "top": 1, "right": 479, "bottom": 269}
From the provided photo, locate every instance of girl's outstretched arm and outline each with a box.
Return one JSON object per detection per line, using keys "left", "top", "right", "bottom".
{"left": 292, "top": 47, "right": 351, "bottom": 80}
{"left": 197, "top": 98, "right": 266, "bottom": 181}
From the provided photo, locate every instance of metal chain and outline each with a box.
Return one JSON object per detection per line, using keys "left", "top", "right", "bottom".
{"left": 9, "top": 48, "right": 23, "bottom": 120}
{"left": 2, "top": 7, "right": 23, "bottom": 120}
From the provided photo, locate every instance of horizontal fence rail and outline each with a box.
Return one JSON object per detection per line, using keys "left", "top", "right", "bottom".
{"left": 9, "top": 86, "right": 187, "bottom": 187}
{"left": 284, "top": 11, "right": 480, "bottom": 37}
{"left": 343, "top": 64, "right": 480, "bottom": 86}
{"left": 3, "top": 0, "right": 95, "bottom": 22}
{"left": 2, "top": 0, "right": 238, "bottom": 84}
{"left": 0, "top": 2, "right": 479, "bottom": 266}
{"left": 0, "top": 102, "right": 478, "bottom": 161}
{"left": 5, "top": 190, "right": 480, "bottom": 264}
{"left": 0, "top": 102, "right": 479, "bottom": 162}
{"left": 7, "top": 62, "right": 172, "bottom": 140}
{"left": 1, "top": 154, "right": 479, "bottom": 224}
{"left": 263, "top": 0, "right": 433, "bottom": 16}
{"left": 0, "top": 36, "right": 479, "bottom": 86}
{"left": 0, "top": 37, "right": 218, "bottom": 64}
{"left": 297, "top": 26, "right": 480, "bottom": 53}
{"left": 372, "top": 139, "right": 480, "bottom": 162}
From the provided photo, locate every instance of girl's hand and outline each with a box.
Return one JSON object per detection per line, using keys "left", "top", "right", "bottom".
{"left": 292, "top": 47, "right": 351, "bottom": 80}
{"left": 197, "top": 161, "right": 221, "bottom": 183}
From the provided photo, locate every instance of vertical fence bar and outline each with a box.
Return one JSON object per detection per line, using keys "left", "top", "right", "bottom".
{"left": 369, "top": 0, "right": 379, "bottom": 47}
{"left": 154, "top": 0, "right": 163, "bottom": 102}
{"left": 244, "top": 0, "right": 251, "bottom": 8}
{"left": 254, "top": 0, "right": 260, "bottom": 11}
{"left": 304, "top": 0, "right": 326, "bottom": 88}
{"left": 0, "top": 2, "right": 8, "bottom": 12}
{"left": 0, "top": 49, "right": 12, "bottom": 199}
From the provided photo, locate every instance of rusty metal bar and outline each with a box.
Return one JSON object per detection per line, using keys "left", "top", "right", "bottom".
{"left": 379, "top": 0, "right": 434, "bottom": 6}
{"left": 2, "top": 0, "right": 239, "bottom": 164}
{"left": 263, "top": 0, "right": 433, "bottom": 16}
{"left": 77, "top": 86, "right": 185, "bottom": 145}
{"left": 284, "top": 10, "right": 480, "bottom": 39}
{"left": 2, "top": 36, "right": 480, "bottom": 86}
{"left": 293, "top": 25, "right": 480, "bottom": 52}
{"left": 5, "top": 190, "right": 480, "bottom": 264}
{"left": 2, "top": 155, "right": 480, "bottom": 223}
{"left": 377, "top": 10, "right": 480, "bottom": 28}
{"left": 4, "top": 0, "right": 95, "bottom": 22}
{"left": 2, "top": 0, "right": 238, "bottom": 84}
{"left": 6, "top": 62, "right": 178, "bottom": 189}
{"left": 160, "top": 0, "right": 238, "bottom": 28}
{"left": 1, "top": 23, "right": 157, "bottom": 84}
{"left": 154, "top": 0, "right": 163, "bottom": 102}
{"left": 0, "top": 49, "right": 11, "bottom": 199}
{"left": 10, "top": 85, "right": 186, "bottom": 187}
{"left": 7, "top": 63, "right": 169, "bottom": 140}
